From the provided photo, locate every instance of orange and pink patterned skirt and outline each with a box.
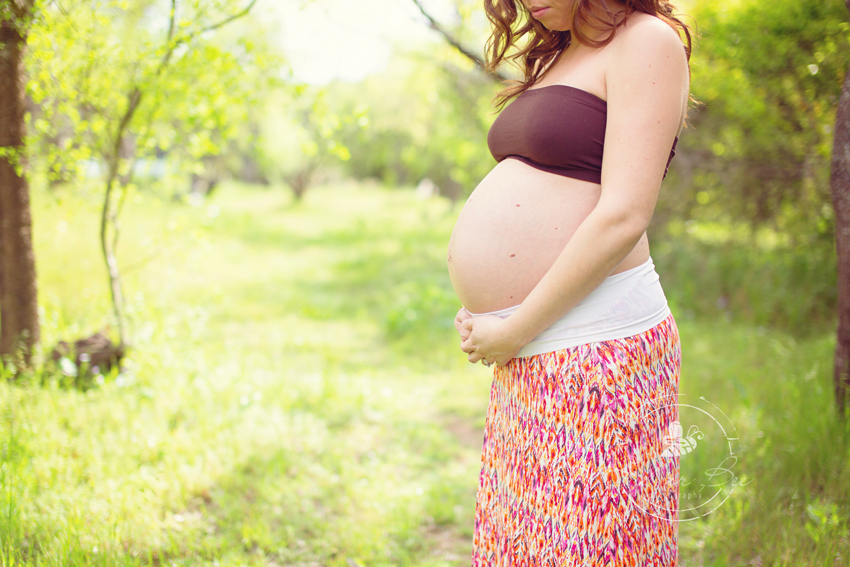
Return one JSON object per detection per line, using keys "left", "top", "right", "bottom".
{"left": 472, "top": 312, "right": 681, "bottom": 566}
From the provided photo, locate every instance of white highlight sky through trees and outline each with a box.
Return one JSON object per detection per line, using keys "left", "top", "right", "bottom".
{"left": 259, "top": 0, "right": 460, "bottom": 84}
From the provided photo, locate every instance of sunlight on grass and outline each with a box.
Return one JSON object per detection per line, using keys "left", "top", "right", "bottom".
{"left": 1, "top": 180, "right": 847, "bottom": 566}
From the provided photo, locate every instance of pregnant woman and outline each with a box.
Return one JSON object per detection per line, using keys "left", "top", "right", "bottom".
{"left": 446, "top": 0, "right": 691, "bottom": 564}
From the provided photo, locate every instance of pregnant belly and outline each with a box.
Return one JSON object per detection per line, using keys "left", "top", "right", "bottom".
{"left": 447, "top": 158, "right": 645, "bottom": 314}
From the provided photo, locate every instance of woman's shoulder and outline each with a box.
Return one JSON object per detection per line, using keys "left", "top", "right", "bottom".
{"left": 601, "top": 12, "right": 690, "bottom": 133}
{"left": 608, "top": 12, "right": 688, "bottom": 64}
{"left": 601, "top": 12, "right": 689, "bottom": 90}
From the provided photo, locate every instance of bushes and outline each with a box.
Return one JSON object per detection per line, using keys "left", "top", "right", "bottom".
{"left": 654, "top": 226, "right": 837, "bottom": 335}
{"left": 384, "top": 280, "right": 458, "bottom": 339}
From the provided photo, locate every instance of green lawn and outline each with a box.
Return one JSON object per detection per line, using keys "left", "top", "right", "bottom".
{"left": 1, "top": 180, "right": 847, "bottom": 566}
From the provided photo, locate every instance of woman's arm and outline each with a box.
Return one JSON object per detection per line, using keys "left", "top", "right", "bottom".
{"left": 462, "top": 16, "right": 690, "bottom": 365}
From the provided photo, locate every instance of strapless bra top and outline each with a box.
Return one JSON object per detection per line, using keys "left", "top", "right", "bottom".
{"left": 487, "top": 84, "right": 679, "bottom": 184}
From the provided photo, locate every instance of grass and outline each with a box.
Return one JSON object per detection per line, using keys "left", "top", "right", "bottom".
{"left": 0, "top": 179, "right": 848, "bottom": 566}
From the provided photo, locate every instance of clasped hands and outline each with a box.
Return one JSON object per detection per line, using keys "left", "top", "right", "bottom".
{"left": 453, "top": 307, "right": 523, "bottom": 367}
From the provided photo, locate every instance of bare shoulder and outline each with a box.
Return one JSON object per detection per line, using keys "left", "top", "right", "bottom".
{"left": 608, "top": 13, "right": 689, "bottom": 71}
{"left": 602, "top": 11, "right": 690, "bottom": 120}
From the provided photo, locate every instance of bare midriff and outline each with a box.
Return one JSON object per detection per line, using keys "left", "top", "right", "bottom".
{"left": 446, "top": 158, "right": 650, "bottom": 314}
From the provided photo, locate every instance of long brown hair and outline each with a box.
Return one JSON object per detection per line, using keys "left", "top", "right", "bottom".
{"left": 484, "top": 0, "right": 693, "bottom": 110}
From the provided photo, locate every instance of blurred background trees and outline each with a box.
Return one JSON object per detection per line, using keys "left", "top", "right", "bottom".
{"left": 24, "top": 0, "right": 275, "bottom": 347}
{"left": 2, "top": 0, "right": 848, "bottom": 373}
{"left": 675, "top": 0, "right": 849, "bottom": 242}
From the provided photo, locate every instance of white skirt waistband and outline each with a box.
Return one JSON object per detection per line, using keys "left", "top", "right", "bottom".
{"left": 468, "top": 256, "right": 671, "bottom": 358}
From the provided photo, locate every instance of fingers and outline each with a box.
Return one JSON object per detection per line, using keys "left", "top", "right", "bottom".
{"left": 460, "top": 337, "right": 475, "bottom": 354}
{"left": 461, "top": 338, "right": 486, "bottom": 364}
{"left": 457, "top": 314, "right": 499, "bottom": 367}
{"left": 454, "top": 306, "right": 471, "bottom": 324}
{"left": 453, "top": 311, "right": 465, "bottom": 333}
{"left": 459, "top": 319, "right": 474, "bottom": 342}
{"left": 454, "top": 309, "right": 514, "bottom": 368}
{"left": 464, "top": 345, "right": 506, "bottom": 367}
{"left": 455, "top": 307, "right": 473, "bottom": 340}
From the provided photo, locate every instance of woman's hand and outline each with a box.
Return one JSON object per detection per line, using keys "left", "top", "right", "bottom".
{"left": 460, "top": 315, "right": 523, "bottom": 367}
{"left": 454, "top": 306, "right": 472, "bottom": 342}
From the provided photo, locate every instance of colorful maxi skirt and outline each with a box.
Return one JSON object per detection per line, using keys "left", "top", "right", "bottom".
{"left": 471, "top": 312, "right": 681, "bottom": 567}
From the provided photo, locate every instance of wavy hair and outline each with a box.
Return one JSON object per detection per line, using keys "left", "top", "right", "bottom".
{"left": 484, "top": 0, "right": 694, "bottom": 110}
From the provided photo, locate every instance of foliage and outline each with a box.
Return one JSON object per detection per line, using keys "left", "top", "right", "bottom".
{"left": 329, "top": 49, "right": 499, "bottom": 199}
{"left": 254, "top": 85, "right": 363, "bottom": 200}
{"left": 385, "top": 279, "right": 457, "bottom": 339}
{"left": 24, "top": 0, "right": 279, "bottom": 189}
{"left": 22, "top": 0, "right": 281, "bottom": 345}
{"left": 654, "top": 219, "right": 837, "bottom": 335}
{"left": 671, "top": 0, "right": 850, "bottom": 242}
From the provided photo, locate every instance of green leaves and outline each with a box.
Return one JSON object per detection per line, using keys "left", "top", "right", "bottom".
{"left": 0, "top": 146, "right": 25, "bottom": 177}
{"left": 680, "top": 0, "right": 850, "bottom": 238}
{"left": 325, "top": 51, "right": 497, "bottom": 195}
{"left": 23, "top": 0, "right": 279, "bottom": 192}
{"left": 252, "top": 84, "right": 362, "bottom": 196}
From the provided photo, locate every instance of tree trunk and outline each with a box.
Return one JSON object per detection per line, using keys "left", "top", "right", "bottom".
{"left": 0, "top": 8, "right": 40, "bottom": 371}
{"left": 832, "top": 52, "right": 850, "bottom": 418}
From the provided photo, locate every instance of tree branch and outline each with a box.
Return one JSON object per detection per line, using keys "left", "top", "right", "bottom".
{"left": 410, "top": 0, "right": 508, "bottom": 84}
{"left": 177, "top": 0, "right": 258, "bottom": 44}
{"left": 167, "top": 0, "right": 177, "bottom": 43}
{"left": 158, "top": 0, "right": 179, "bottom": 72}
{"left": 156, "top": 0, "right": 258, "bottom": 75}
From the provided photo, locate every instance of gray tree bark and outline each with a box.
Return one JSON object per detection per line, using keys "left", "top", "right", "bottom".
{"left": 0, "top": 1, "right": 39, "bottom": 372}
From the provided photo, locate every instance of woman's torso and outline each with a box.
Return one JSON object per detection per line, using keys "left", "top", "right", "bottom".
{"left": 447, "top": 22, "right": 683, "bottom": 315}
{"left": 446, "top": 157, "right": 652, "bottom": 314}
{"left": 446, "top": 55, "right": 649, "bottom": 313}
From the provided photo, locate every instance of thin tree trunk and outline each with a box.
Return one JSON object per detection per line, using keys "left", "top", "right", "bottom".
{"left": 0, "top": 7, "right": 39, "bottom": 372}
{"left": 832, "top": 48, "right": 850, "bottom": 418}
{"left": 95, "top": 0, "right": 258, "bottom": 349}
{"left": 100, "top": 88, "right": 142, "bottom": 348}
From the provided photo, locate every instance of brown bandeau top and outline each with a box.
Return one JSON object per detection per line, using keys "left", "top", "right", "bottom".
{"left": 487, "top": 84, "right": 679, "bottom": 184}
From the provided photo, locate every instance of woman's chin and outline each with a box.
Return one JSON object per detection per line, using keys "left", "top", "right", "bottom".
{"left": 537, "top": 18, "right": 571, "bottom": 32}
